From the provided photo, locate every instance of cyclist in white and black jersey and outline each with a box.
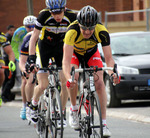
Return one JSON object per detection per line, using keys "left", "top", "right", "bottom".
{"left": 26, "top": 0, "right": 76, "bottom": 125}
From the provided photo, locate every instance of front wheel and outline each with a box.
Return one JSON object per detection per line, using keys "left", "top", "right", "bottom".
{"left": 104, "top": 75, "right": 121, "bottom": 107}
{"left": 78, "top": 92, "right": 103, "bottom": 138}
{"left": 49, "top": 88, "right": 63, "bottom": 138}
{"left": 89, "top": 92, "right": 103, "bottom": 138}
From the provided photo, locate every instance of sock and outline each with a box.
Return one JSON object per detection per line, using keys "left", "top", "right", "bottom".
{"left": 71, "top": 104, "right": 78, "bottom": 111}
{"left": 62, "top": 109, "right": 65, "bottom": 114}
{"left": 32, "top": 99, "right": 38, "bottom": 106}
{"left": 26, "top": 101, "right": 31, "bottom": 107}
{"left": 22, "top": 103, "right": 26, "bottom": 109}
{"left": 102, "top": 120, "right": 106, "bottom": 125}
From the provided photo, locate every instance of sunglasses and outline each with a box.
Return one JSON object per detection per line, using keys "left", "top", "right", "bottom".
{"left": 80, "top": 25, "right": 95, "bottom": 31}
{"left": 26, "top": 25, "right": 35, "bottom": 29}
{"left": 50, "top": 9, "right": 64, "bottom": 15}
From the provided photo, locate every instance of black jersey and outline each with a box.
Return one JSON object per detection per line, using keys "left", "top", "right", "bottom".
{"left": 0, "top": 32, "right": 10, "bottom": 57}
{"left": 35, "top": 8, "right": 76, "bottom": 45}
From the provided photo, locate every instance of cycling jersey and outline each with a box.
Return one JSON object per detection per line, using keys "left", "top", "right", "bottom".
{"left": 11, "top": 26, "right": 27, "bottom": 61}
{"left": 35, "top": 8, "right": 76, "bottom": 68}
{"left": 64, "top": 20, "right": 110, "bottom": 56}
{"left": 0, "top": 32, "right": 10, "bottom": 64}
{"left": 20, "top": 32, "right": 32, "bottom": 56}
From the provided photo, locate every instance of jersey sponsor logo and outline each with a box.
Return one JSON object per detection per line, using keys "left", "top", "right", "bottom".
{"left": 48, "top": 23, "right": 56, "bottom": 26}
{"left": 72, "top": 55, "right": 77, "bottom": 59}
{"left": 24, "top": 41, "right": 29, "bottom": 48}
{"left": 60, "top": 23, "right": 68, "bottom": 26}
{"left": 45, "top": 26, "right": 67, "bottom": 34}
{"left": 93, "top": 57, "right": 101, "bottom": 61}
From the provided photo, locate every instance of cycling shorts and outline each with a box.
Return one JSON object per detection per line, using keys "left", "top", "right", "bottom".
{"left": 36, "top": 39, "right": 63, "bottom": 69}
{"left": 71, "top": 48, "right": 103, "bottom": 68}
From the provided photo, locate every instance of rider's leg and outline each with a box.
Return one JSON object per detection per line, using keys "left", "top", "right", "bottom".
{"left": 59, "top": 70, "right": 68, "bottom": 110}
{"left": 30, "top": 72, "right": 48, "bottom": 124}
{"left": 20, "top": 76, "right": 27, "bottom": 120}
{"left": 25, "top": 72, "right": 35, "bottom": 102}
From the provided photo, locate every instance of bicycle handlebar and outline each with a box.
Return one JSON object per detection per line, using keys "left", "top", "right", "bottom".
{"left": 39, "top": 66, "right": 62, "bottom": 72}
{"left": 70, "top": 64, "right": 119, "bottom": 85}
{"left": 0, "top": 66, "right": 12, "bottom": 79}
{"left": 72, "top": 67, "right": 114, "bottom": 73}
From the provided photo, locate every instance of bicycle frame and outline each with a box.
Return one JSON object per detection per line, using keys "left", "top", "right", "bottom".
{"left": 36, "top": 65, "right": 63, "bottom": 138}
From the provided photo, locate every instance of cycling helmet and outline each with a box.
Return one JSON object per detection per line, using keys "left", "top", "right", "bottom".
{"left": 23, "top": 15, "right": 37, "bottom": 26}
{"left": 45, "top": 0, "right": 66, "bottom": 11}
{"left": 77, "top": 5, "right": 98, "bottom": 27}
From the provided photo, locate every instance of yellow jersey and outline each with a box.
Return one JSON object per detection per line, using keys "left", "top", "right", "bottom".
{"left": 64, "top": 20, "right": 110, "bottom": 55}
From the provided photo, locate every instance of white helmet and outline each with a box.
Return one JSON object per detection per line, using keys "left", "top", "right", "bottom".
{"left": 23, "top": 15, "right": 37, "bottom": 26}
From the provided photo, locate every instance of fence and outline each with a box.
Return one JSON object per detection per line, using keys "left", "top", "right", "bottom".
{"left": 105, "top": 8, "right": 150, "bottom": 31}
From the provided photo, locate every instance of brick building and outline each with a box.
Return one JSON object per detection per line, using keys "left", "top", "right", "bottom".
{"left": 0, "top": 0, "right": 149, "bottom": 33}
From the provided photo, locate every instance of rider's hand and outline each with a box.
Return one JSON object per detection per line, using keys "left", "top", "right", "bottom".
{"left": 22, "top": 70, "right": 29, "bottom": 79}
{"left": 25, "top": 55, "right": 36, "bottom": 73}
{"left": 111, "top": 73, "right": 121, "bottom": 85}
{"left": 66, "top": 79, "right": 72, "bottom": 88}
{"left": 8, "top": 61, "right": 16, "bottom": 71}
{"left": 66, "top": 79, "right": 77, "bottom": 88}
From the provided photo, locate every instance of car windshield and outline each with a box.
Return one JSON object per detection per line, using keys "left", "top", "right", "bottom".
{"left": 110, "top": 33, "right": 150, "bottom": 55}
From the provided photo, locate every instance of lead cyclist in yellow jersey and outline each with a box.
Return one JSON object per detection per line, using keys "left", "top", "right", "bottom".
{"left": 62, "top": 5, "right": 120, "bottom": 137}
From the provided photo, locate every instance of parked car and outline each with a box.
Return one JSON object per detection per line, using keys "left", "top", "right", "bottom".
{"left": 99, "top": 31, "right": 150, "bottom": 107}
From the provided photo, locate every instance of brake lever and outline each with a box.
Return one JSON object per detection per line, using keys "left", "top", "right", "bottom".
{"left": 70, "top": 66, "right": 75, "bottom": 82}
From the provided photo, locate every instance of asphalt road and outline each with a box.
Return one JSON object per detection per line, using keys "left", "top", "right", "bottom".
{"left": 1, "top": 96, "right": 150, "bottom": 138}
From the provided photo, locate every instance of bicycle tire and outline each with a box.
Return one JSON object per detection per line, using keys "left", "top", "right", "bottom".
{"left": 49, "top": 88, "right": 63, "bottom": 138}
{"left": 89, "top": 92, "right": 103, "bottom": 138}
{"left": 78, "top": 92, "right": 89, "bottom": 138}
{"left": 35, "top": 95, "right": 47, "bottom": 138}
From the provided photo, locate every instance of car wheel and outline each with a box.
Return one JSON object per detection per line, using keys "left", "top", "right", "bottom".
{"left": 104, "top": 75, "right": 121, "bottom": 107}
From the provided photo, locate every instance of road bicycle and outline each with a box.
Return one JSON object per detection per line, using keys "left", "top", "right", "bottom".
{"left": 35, "top": 64, "right": 63, "bottom": 138}
{"left": 70, "top": 65, "right": 118, "bottom": 138}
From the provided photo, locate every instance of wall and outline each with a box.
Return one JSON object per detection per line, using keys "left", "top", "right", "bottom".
{"left": 0, "top": 0, "right": 148, "bottom": 33}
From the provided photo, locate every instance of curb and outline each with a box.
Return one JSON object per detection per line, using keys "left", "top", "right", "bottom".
{"left": 107, "top": 110, "right": 150, "bottom": 124}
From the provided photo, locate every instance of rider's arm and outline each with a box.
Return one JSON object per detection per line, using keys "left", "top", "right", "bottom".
{"left": 102, "top": 45, "right": 115, "bottom": 75}
{"left": 19, "top": 55, "right": 28, "bottom": 72}
{"left": 29, "top": 28, "right": 40, "bottom": 55}
{"left": 62, "top": 43, "right": 74, "bottom": 80}
{"left": 3, "top": 45, "right": 15, "bottom": 62}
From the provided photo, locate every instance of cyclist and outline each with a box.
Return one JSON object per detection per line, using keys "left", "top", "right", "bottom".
{"left": 11, "top": 15, "right": 37, "bottom": 120}
{"left": 0, "top": 32, "right": 16, "bottom": 102}
{"left": 19, "top": 31, "right": 36, "bottom": 121}
{"left": 62, "top": 5, "right": 120, "bottom": 137}
{"left": 26, "top": 0, "right": 76, "bottom": 126}
{"left": 1, "top": 25, "right": 16, "bottom": 102}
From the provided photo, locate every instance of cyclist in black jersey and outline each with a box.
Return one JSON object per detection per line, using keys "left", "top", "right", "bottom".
{"left": 0, "top": 32, "right": 16, "bottom": 101}
{"left": 62, "top": 6, "right": 120, "bottom": 137}
{"left": 26, "top": 0, "right": 76, "bottom": 125}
